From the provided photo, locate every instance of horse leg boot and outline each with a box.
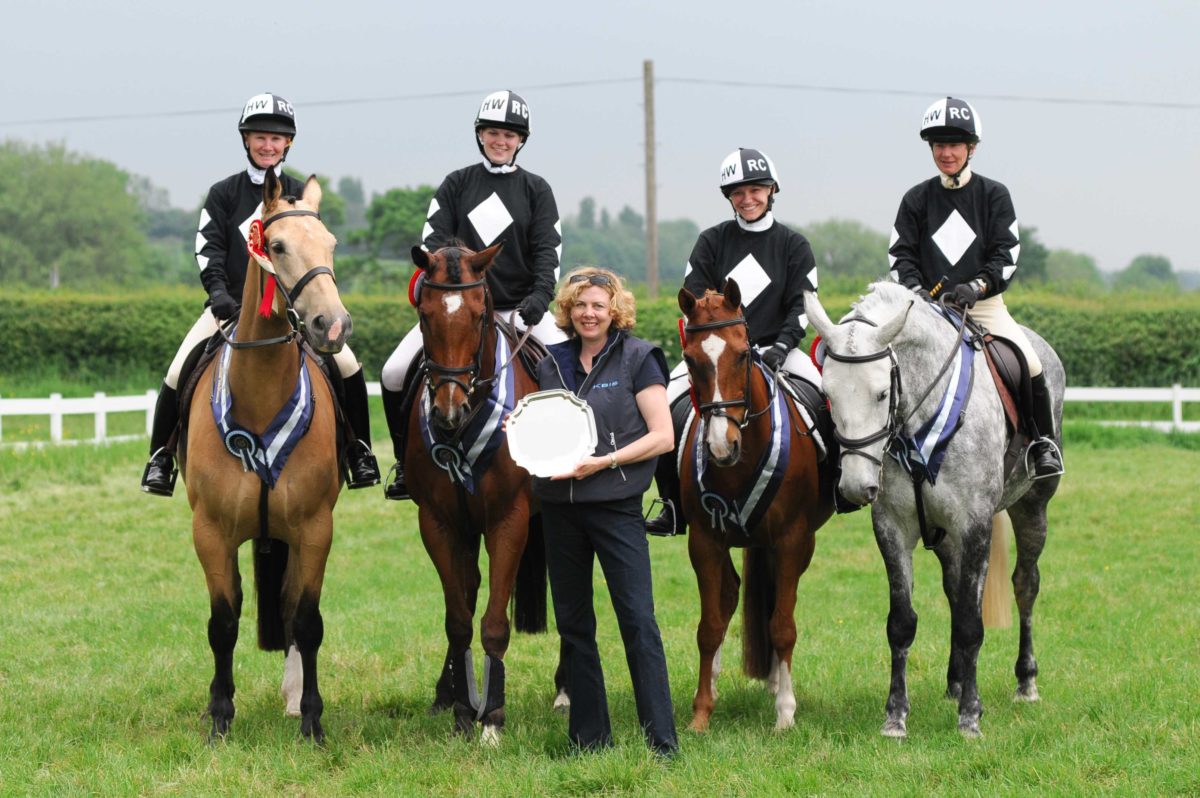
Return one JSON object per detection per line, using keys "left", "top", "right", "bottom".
{"left": 1028, "top": 373, "right": 1064, "bottom": 479}
{"left": 341, "top": 368, "right": 381, "bottom": 489}
{"left": 381, "top": 386, "right": 410, "bottom": 500}
{"left": 451, "top": 649, "right": 481, "bottom": 737}
{"left": 478, "top": 655, "right": 506, "bottom": 746}
{"left": 141, "top": 383, "right": 179, "bottom": 496}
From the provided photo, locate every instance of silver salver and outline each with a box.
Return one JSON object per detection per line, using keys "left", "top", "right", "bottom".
{"left": 506, "top": 389, "right": 597, "bottom": 478}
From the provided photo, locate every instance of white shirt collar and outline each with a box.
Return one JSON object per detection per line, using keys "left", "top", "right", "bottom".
{"left": 939, "top": 165, "right": 973, "bottom": 189}
{"left": 247, "top": 163, "right": 283, "bottom": 185}
{"left": 736, "top": 211, "right": 775, "bottom": 232}
{"left": 482, "top": 159, "right": 519, "bottom": 175}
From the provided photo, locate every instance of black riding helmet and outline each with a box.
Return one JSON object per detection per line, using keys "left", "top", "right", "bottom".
{"left": 474, "top": 90, "right": 530, "bottom": 164}
{"left": 238, "top": 92, "right": 297, "bottom": 167}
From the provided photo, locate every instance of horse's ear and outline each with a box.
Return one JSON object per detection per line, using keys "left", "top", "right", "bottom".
{"left": 722, "top": 278, "right": 741, "bottom": 311}
{"left": 678, "top": 287, "right": 697, "bottom": 315}
{"left": 473, "top": 242, "right": 504, "bottom": 273}
{"left": 301, "top": 175, "right": 322, "bottom": 212}
{"left": 263, "top": 167, "right": 283, "bottom": 213}
{"left": 877, "top": 298, "right": 914, "bottom": 344}
{"left": 804, "top": 290, "right": 836, "bottom": 339}
{"left": 411, "top": 246, "right": 430, "bottom": 270}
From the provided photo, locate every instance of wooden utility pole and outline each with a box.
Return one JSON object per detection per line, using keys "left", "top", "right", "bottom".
{"left": 643, "top": 58, "right": 658, "bottom": 297}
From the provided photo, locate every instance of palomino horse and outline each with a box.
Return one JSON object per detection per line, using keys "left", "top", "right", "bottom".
{"left": 404, "top": 243, "right": 549, "bottom": 744}
{"left": 179, "top": 170, "right": 347, "bottom": 743}
{"left": 805, "top": 283, "right": 1063, "bottom": 737}
{"left": 678, "top": 281, "right": 834, "bottom": 731}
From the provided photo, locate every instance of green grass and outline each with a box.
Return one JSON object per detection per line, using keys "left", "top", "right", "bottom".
{"left": 0, "top": 439, "right": 1197, "bottom": 796}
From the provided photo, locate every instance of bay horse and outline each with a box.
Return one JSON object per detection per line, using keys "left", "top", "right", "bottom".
{"left": 805, "top": 283, "right": 1063, "bottom": 737}
{"left": 179, "top": 170, "right": 346, "bottom": 743}
{"left": 403, "top": 242, "right": 550, "bottom": 744}
{"left": 678, "top": 280, "right": 834, "bottom": 731}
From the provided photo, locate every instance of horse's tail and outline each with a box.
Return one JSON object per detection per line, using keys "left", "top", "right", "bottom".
{"left": 512, "top": 512, "right": 548, "bottom": 633}
{"left": 254, "top": 543, "right": 289, "bottom": 651}
{"left": 741, "top": 546, "right": 777, "bottom": 679}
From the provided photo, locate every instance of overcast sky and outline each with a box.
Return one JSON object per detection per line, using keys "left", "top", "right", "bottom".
{"left": 3, "top": 0, "right": 1196, "bottom": 276}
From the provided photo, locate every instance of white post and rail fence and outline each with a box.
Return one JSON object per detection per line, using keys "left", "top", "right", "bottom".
{"left": 0, "top": 384, "right": 1198, "bottom": 449}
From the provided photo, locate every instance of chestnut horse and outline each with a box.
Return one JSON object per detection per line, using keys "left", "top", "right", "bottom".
{"left": 404, "top": 243, "right": 549, "bottom": 744}
{"left": 179, "top": 170, "right": 346, "bottom": 743}
{"left": 678, "top": 280, "right": 834, "bottom": 731}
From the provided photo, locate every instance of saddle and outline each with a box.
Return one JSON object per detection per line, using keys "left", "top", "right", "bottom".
{"left": 969, "top": 321, "right": 1036, "bottom": 476}
{"left": 170, "top": 328, "right": 346, "bottom": 465}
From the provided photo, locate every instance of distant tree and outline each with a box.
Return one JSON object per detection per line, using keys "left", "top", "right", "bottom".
{"left": 1114, "top": 254, "right": 1178, "bottom": 291}
{"left": 600, "top": 208, "right": 611, "bottom": 229}
{"left": 284, "top": 169, "right": 345, "bottom": 229}
{"left": 0, "top": 141, "right": 153, "bottom": 289}
{"left": 796, "top": 219, "right": 889, "bottom": 284}
{"left": 657, "top": 218, "right": 701, "bottom": 285}
{"left": 355, "top": 185, "right": 436, "bottom": 259}
{"left": 617, "top": 205, "right": 644, "bottom": 231}
{"left": 1045, "top": 249, "right": 1105, "bottom": 292}
{"left": 337, "top": 176, "right": 367, "bottom": 230}
{"left": 1015, "top": 225, "right": 1050, "bottom": 283}
{"left": 577, "top": 197, "right": 596, "bottom": 230}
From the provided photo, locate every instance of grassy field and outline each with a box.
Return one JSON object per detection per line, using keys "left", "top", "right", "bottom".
{"left": 0, "top": 432, "right": 1197, "bottom": 796}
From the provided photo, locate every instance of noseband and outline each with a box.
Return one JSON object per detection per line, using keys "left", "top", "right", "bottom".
{"left": 684, "top": 314, "right": 774, "bottom": 429}
{"left": 221, "top": 208, "right": 336, "bottom": 350}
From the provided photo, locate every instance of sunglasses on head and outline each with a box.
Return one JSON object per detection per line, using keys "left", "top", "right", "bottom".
{"left": 568, "top": 273, "right": 613, "bottom": 287}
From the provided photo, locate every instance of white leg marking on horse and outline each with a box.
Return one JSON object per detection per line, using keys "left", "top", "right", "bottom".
{"left": 711, "top": 645, "right": 722, "bottom": 699}
{"left": 1014, "top": 680, "right": 1040, "bottom": 702}
{"left": 553, "top": 687, "right": 571, "bottom": 713}
{"left": 700, "top": 336, "right": 731, "bottom": 454}
{"left": 444, "top": 292, "right": 463, "bottom": 315}
{"left": 480, "top": 724, "right": 501, "bottom": 747}
{"left": 774, "top": 660, "right": 796, "bottom": 730}
{"left": 281, "top": 644, "right": 303, "bottom": 717}
{"left": 767, "top": 651, "right": 780, "bottom": 693}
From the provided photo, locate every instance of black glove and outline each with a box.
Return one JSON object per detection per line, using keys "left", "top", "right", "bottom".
{"left": 209, "top": 290, "right": 240, "bottom": 320}
{"left": 762, "top": 343, "right": 789, "bottom": 371}
{"left": 913, "top": 286, "right": 933, "bottom": 302}
{"left": 517, "top": 296, "right": 546, "bottom": 327}
{"left": 948, "top": 283, "right": 978, "bottom": 309}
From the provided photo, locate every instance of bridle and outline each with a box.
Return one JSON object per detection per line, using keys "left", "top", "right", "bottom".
{"left": 418, "top": 273, "right": 491, "bottom": 400}
{"left": 825, "top": 305, "right": 970, "bottom": 468}
{"left": 683, "top": 314, "right": 774, "bottom": 430}
{"left": 220, "top": 208, "right": 336, "bottom": 350}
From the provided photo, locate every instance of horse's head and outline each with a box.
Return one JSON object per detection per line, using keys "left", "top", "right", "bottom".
{"left": 679, "top": 279, "right": 753, "bottom": 466}
{"left": 806, "top": 284, "right": 913, "bottom": 505}
{"left": 254, "top": 170, "right": 350, "bottom": 354}
{"left": 413, "top": 241, "right": 502, "bottom": 431}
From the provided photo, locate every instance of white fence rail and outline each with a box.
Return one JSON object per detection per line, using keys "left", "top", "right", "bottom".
{"left": 1, "top": 383, "right": 1197, "bottom": 447}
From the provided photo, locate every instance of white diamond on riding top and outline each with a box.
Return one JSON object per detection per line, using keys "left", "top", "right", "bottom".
{"left": 727, "top": 253, "right": 771, "bottom": 306}
{"left": 421, "top": 221, "right": 434, "bottom": 242}
{"left": 468, "top": 192, "right": 514, "bottom": 246}
{"left": 554, "top": 220, "right": 562, "bottom": 263}
{"left": 1004, "top": 218, "right": 1021, "bottom": 280}
{"left": 684, "top": 260, "right": 693, "bottom": 277}
{"left": 931, "top": 210, "right": 977, "bottom": 266}
{"left": 428, "top": 197, "right": 440, "bottom": 218}
{"left": 806, "top": 267, "right": 818, "bottom": 290}
{"left": 238, "top": 202, "right": 265, "bottom": 247}
{"left": 195, "top": 209, "right": 211, "bottom": 255}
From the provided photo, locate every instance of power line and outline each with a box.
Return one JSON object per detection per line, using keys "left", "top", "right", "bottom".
{"left": 3, "top": 75, "right": 1194, "bottom": 128}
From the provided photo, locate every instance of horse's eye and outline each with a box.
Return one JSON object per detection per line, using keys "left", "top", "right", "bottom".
{"left": 877, "top": 390, "right": 889, "bottom": 402}
{"left": 270, "top": 241, "right": 286, "bottom": 255}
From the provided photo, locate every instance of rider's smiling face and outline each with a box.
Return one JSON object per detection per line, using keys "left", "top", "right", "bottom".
{"left": 478, "top": 127, "right": 523, "bottom": 165}
{"left": 243, "top": 131, "right": 291, "bottom": 169}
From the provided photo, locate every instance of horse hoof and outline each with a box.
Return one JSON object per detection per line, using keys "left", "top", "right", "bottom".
{"left": 688, "top": 717, "right": 710, "bottom": 734}
{"left": 774, "top": 716, "right": 795, "bottom": 732}
{"left": 301, "top": 718, "right": 326, "bottom": 746}
{"left": 552, "top": 689, "right": 570, "bottom": 714}
{"left": 957, "top": 719, "right": 982, "bottom": 738}
{"left": 881, "top": 718, "right": 907, "bottom": 738}
{"left": 1014, "top": 681, "right": 1040, "bottom": 703}
{"left": 480, "top": 725, "right": 501, "bottom": 747}
{"left": 429, "top": 697, "right": 453, "bottom": 715}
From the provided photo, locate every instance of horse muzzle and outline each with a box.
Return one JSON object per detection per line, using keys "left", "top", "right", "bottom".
{"left": 305, "top": 311, "right": 352, "bottom": 355}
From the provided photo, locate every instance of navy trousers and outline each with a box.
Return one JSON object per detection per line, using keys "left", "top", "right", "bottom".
{"left": 542, "top": 496, "right": 678, "bottom": 754}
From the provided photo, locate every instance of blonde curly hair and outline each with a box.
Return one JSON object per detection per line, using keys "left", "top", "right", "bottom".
{"left": 552, "top": 267, "right": 637, "bottom": 337}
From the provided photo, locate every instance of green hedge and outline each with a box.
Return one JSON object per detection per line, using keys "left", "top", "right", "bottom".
{"left": 3, "top": 288, "right": 1199, "bottom": 387}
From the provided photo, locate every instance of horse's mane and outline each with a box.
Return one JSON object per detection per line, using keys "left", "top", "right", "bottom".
{"left": 843, "top": 281, "right": 917, "bottom": 323}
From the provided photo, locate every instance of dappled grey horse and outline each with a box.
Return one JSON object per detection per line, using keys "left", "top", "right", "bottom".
{"left": 805, "top": 283, "right": 1063, "bottom": 738}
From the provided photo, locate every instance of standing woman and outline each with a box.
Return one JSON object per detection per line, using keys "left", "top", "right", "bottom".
{"left": 140, "top": 92, "right": 379, "bottom": 495}
{"left": 379, "top": 89, "right": 566, "bottom": 500}
{"left": 533, "top": 267, "right": 678, "bottom": 757}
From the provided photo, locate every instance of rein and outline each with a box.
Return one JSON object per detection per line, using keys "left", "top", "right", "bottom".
{"left": 220, "top": 209, "right": 335, "bottom": 351}
{"left": 825, "top": 301, "right": 972, "bottom": 548}
{"left": 684, "top": 315, "right": 775, "bottom": 429}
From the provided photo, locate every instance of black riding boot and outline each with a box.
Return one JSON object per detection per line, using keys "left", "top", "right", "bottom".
{"left": 1029, "top": 372, "right": 1064, "bottom": 479}
{"left": 645, "top": 452, "right": 684, "bottom": 536}
{"left": 342, "top": 369, "right": 381, "bottom": 489}
{"left": 141, "top": 383, "right": 179, "bottom": 497}
{"left": 382, "top": 385, "right": 410, "bottom": 501}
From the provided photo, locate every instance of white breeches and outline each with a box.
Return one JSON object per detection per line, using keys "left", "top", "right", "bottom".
{"left": 968, "top": 294, "right": 1043, "bottom": 376}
